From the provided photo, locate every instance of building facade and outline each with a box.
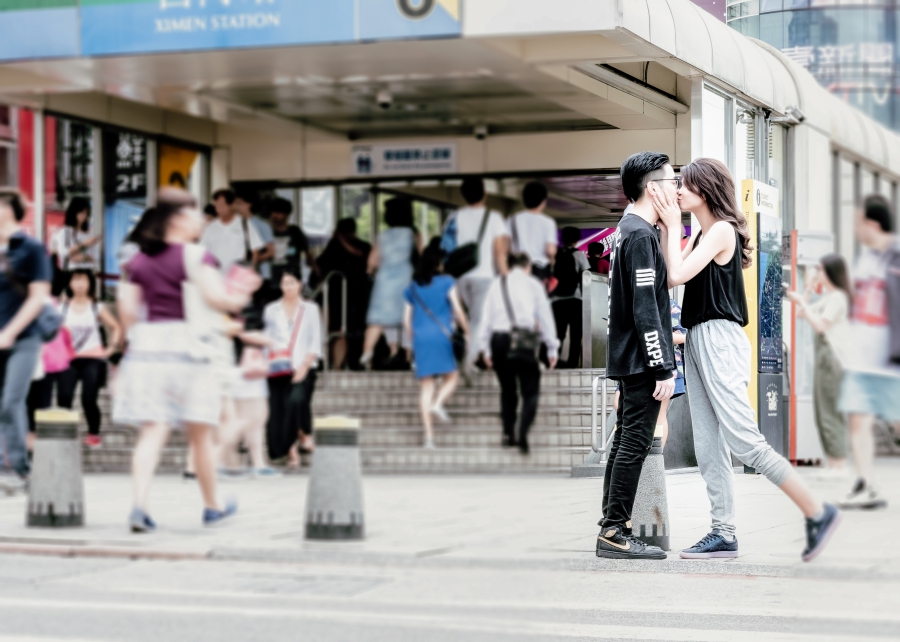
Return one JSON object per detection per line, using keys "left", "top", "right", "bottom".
{"left": 727, "top": 0, "right": 900, "bottom": 130}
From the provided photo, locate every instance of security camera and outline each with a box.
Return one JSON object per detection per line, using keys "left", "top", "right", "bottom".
{"left": 474, "top": 124, "right": 488, "bottom": 140}
{"left": 376, "top": 89, "right": 393, "bottom": 110}
{"left": 787, "top": 106, "right": 805, "bottom": 123}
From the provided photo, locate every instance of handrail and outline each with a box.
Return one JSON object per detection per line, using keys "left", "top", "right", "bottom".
{"left": 590, "top": 374, "right": 612, "bottom": 460}
{"left": 305, "top": 270, "right": 348, "bottom": 373}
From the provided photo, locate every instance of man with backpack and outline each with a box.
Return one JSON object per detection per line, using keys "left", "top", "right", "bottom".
{"left": 551, "top": 226, "right": 590, "bottom": 369}
{"left": 508, "top": 181, "right": 557, "bottom": 282}
{"left": 441, "top": 177, "right": 509, "bottom": 373}
{"left": 837, "top": 194, "right": 900, "bottom": 510}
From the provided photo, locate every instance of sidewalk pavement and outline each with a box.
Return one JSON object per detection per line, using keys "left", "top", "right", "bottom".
{"left": 1, "top": 460, "right": 898, "bottom": 580}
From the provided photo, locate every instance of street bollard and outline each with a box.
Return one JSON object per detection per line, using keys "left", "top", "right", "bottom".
{"left": 304, "top": 415, "right": 364, "bottom": 540}
{"left": 27, "top": 409, "right": 84, "bottom": 528}
{"left": 630, "top": 433, "right": 670, "bottom": 550}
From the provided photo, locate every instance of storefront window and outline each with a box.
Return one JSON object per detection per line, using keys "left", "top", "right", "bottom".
{"left": 45, "top": 115, "right": 95, "bottom": 261}
{"left": 301, "top": 185, "right": 335, "bottom": 241}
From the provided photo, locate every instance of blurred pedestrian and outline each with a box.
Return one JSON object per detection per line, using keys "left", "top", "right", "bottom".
{"left": 655, "top": 156, "right": 840, "bottom": 562}
{"left": 479, "top": 252, "right": 558, "bottom": 454}
{"left": 361, "top": 197, "right": 419, "bottom": 369}
{"left": 441, "top": 177, "right": 509, "bottom": 375}
{"left": 508, "top": 181, "right": 557, "bottom": 282}
{"left": 587, "top": 242, "right": 610, "bottom": 275}
{"left": 787, "top": 254, "right": 852, "bottom": 472}
{"left": 57, "top": 269, "right": 123, "bottom": 449}
{"left": 201, "top": 188, "right": 264, "bottom": 275}
{"left": 264, "top": 269, "right": 322, "bottom": 466}
{"left": 836, "top": 195, "right": 899, "bottom": 509}
{"left": 268, "top": 197, "right": 317, "bottom": 293}
{"left": 114, "top": 189, "right": 257, "bottom": 532}
{"left": 50, "top": 197, "right": 99, "bottom": 296}
{"left": 403, "top": 240, "right": 469, "bottom": 448}
{"left": 316, "top": 218, "right": 371, "bottom": 370}
{"left": 0, "top": 189, "right": 52, "bottom": 494}
{"left": 551, "top": 226, "right": 590, "bottom": 368}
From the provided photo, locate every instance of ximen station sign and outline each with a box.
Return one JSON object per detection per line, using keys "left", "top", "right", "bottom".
{"left": 0, "top": 0, "right": 461, "bottom": 61}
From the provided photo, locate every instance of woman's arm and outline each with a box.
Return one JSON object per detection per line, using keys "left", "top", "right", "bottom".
{"left": 403, "top": 303, "right": 413, "bottom": 340}
{"left": 367, "top": 242, "right": 380, "bottom": 275}
{"left": 195, "top": 263, "right": 256, "bottom": 313}
{"left": 0, "top": 281, "right": 51, "bottom": 349}
{"left": 787, "top": 292, "right": 834, "bottom": 335}
{"left": 98, "top": 305, "right": 124, "bottom": 351}
{"left": 448, "top": 286, "right": 469, "bottom": 335}
{"left": 116, "top": 281, "right": 143, "bottom": 330}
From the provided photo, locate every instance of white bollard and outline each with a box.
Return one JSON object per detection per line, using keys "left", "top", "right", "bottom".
{"left": 27, "top": 409, "right": 84, "bottom": 528}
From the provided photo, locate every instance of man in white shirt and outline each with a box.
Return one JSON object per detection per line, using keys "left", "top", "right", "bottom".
{"left": 234, "top": 189, "right": 275, "bottom": 281}
{"left": 479, "top": 253, "right": 559, "bottom": 454}
{"left": 202, "top": 188, "right": 264, "bottom": 275}
{"left": 508, "top": 181, "right": 557, "bottom": 281}
{"left": 444, "top": 177, "right": 509, "bottom": 369}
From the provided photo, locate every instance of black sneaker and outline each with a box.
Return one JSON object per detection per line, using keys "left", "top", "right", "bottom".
{"left": 679, "top": 530, "right": 739, "bottom": 559}
{"left": 802, "top": 503, "right": 841, "bottom": 562}
{"left": 596, "top": 525, "right": 666, "bottom": 560}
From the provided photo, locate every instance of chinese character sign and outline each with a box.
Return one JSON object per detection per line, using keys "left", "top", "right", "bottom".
{"left": 103, "top": 131, "right": 148, "bottom": 204}
{"left": 352, "top": 143, "right": 458, "bottom": 176}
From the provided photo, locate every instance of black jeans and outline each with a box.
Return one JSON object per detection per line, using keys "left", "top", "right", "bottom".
{"left": 601, "top": 372, "right": 661, "bottom": 530}
{"left": 490, "top": 333, "right": 541, "bottom": 442}
{"left": 57, "top": 358, "right": 106, "bottom": 435}
{"left": 266, "top": 370, "right": 318, "bottom": 460}
{"left": 552, "top": 297, "right": 583, "bottom": 369}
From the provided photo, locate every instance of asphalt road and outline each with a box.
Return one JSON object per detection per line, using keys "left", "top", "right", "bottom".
{"left": 0, "top": 553, "right": 896, "bottom": 641}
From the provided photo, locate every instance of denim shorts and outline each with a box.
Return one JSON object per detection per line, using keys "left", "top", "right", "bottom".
{"left": 839, "top": 371, "right": 900, "bottom": 422}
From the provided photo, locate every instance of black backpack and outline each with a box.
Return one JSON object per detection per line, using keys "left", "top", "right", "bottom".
{"left": 553, "top": 246, "right": 580, "bottom": 297}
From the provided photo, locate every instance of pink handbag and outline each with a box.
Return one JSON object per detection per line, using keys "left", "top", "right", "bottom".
{"left": 43, "top": 327, "right": 75, "bottom": 374}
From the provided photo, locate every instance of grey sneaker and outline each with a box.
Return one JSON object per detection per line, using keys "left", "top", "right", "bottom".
{"left": 129, "top": 508, "right": 157, "bottom": 533}
{"left": 0, "top": 473, "right": 27, "bottom": 496}
{"left": 838, "top": 478, "right": 888, "bottom": 510}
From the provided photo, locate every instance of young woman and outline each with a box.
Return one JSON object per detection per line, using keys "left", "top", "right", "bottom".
{"left": 51, "top": 197, "right": 99, "bottom": 296}
{"left": 58, "top": 269, "right": 123, "bottom": 448}
{"left": 361, "top": 198, "right": 420, "bottom": 369}
{"left": 403, "top": 241, "right": 469, "bottom": 448}
{"left": 264, "top": 269, "right": 322, "bottom": 466}
{"left": 113, "top": 188, "right": 258, "bottom": 532}
{"left": 650, "top": 157, "right": 840, "bottom": 562}
{"left": 787, "top": 254, "right": 852, "bottom": 471}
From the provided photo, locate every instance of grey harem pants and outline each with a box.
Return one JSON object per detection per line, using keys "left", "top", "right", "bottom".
{"left": 685, "top": 319, "right": 793, "bottom": 536}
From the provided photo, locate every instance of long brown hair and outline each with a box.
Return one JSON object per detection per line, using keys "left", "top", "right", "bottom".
{"left": 819, "top": 253, "right": 853, "bottom": 303}
{"left": 681, "top": 158, "right": 754, "bottom": 269}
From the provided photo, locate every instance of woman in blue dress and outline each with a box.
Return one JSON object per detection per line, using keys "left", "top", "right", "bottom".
{"left": 361, "top": 198, "right": 421, "bottom": 369}
{"left": 403, "top": 241, "right": 469, "bottom": 449}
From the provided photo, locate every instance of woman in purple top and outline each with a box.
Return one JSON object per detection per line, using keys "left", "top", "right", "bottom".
{"left": 114, "top": 188, "right": 259, "bottom": 533}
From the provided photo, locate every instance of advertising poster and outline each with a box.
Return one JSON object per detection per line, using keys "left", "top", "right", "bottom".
{"left": 758, "top": 213, "right": 784, "bottom": 373}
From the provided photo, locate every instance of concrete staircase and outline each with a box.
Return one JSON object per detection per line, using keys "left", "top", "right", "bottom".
{"left": 80, "top": 369, "right": 611, "bottom": 475}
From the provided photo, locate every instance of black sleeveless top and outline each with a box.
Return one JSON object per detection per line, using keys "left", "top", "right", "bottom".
{"left": 680, "top": 228, "right": 749, "bottom": 329}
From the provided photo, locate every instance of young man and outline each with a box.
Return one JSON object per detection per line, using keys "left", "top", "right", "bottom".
{"left": 201, "top": 188, "right": 264, "bottom": 275}
{"left": 838, "top": 194, "right": 899, "bottom": 510}
{"left": 234, "top": 189, "right": 275, "bottom": 280}
{"left": 551, "top": 226, "right": 590, "bottom": 369}
{"left": 443, "top": 177, "right": 509, "bottom": 371}
{"left": 508, "top": 181, "right": 557, "bottom": 281}
{"left": 269, "top": 197, "right": 317, "bottom": 286}
{"left": 596, "top": 152, "right": 676, "bottom": 560}
{"left": 0, "top": 189, "right": 52, "bottom": 494}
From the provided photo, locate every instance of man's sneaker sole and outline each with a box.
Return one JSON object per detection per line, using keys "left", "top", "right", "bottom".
{"left": 596, "top": 542, "right": 666, "bottom": 560}
{"left": 679, "top": 550, "right": 739, "bottom": 559}
{"left": 838, "top": 498, "right": 887, "bottom": 510}
{"left": 802, "top": 510, "right": 842, "bottom": 563}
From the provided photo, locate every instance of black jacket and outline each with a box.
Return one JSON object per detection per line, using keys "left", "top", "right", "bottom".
{"left": 606, "top": 214, "right": 674, "bottom": 381}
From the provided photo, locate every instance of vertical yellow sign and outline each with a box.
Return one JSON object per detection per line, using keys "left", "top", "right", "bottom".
{"left": 740, "top": 179, "right": 780, "bottom": 422}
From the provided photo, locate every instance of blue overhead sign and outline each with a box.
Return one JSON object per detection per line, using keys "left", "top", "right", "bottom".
{"left": 0, "top": 3, "right": 79, "bottom": 62}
